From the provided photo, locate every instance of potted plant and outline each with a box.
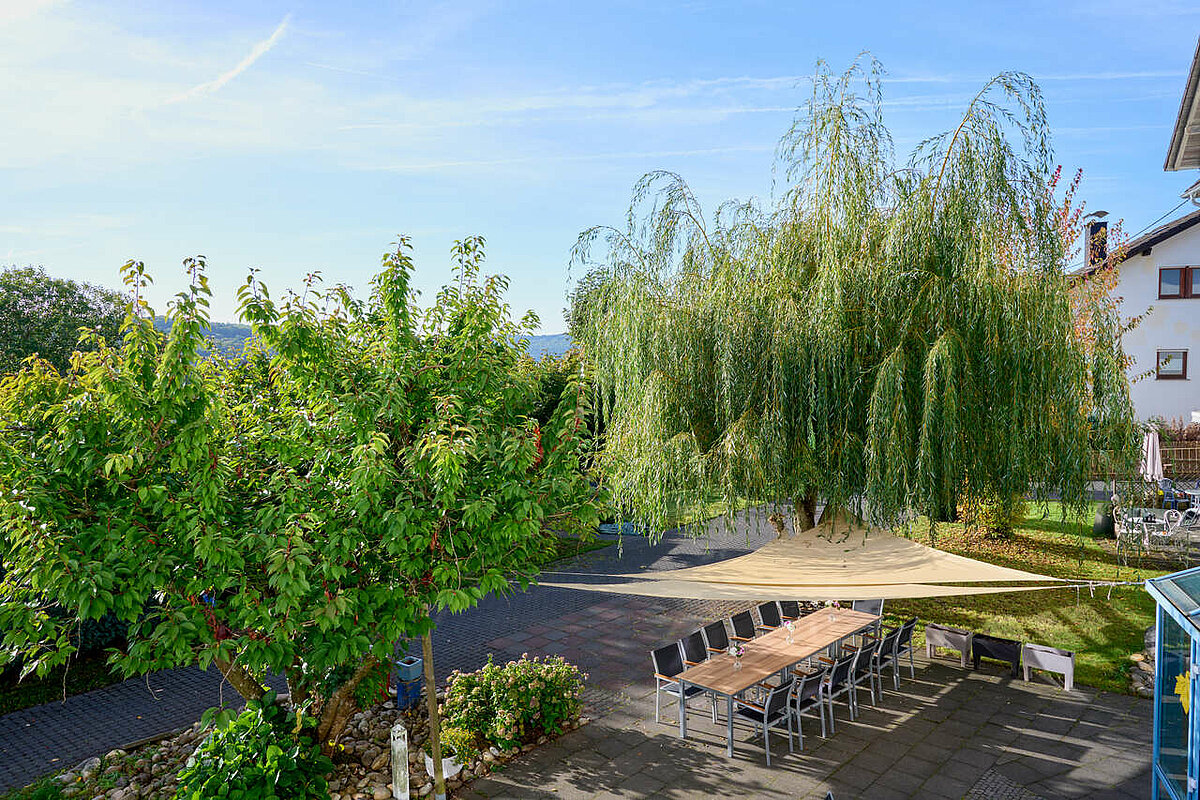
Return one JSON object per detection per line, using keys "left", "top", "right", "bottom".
{"left": 423, "top": 726, "right": 478, "bottom": 780}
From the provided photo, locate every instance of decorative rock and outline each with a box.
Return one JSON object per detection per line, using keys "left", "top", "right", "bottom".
{"left": 105, "top": 749, "right": 127, "bottom": 761}
{"left": 370, "top": 751, "right": 390, "bottom": 771}
{"left": 418, "top": 782, "right": 433, "bottom": 797}
{"left": 373, "top": 787, "right": 391, "bottom": 800}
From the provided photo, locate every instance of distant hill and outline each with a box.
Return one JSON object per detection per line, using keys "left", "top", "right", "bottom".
{"left": 526, "top": 333, "right": 572, "bottom": 358}
{"left": 152, "top": 318, "right": 571, "bottom": 359}
{"left": 153, "top": 318, "right": 251, "bottom": 355}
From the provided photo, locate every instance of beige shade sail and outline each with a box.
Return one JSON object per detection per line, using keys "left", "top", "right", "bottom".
{"left": 543, "top": 513, "right": 1068, "bottom": 601}
{"left": 540, "top": 578, "right": 1069, "bottom": 601}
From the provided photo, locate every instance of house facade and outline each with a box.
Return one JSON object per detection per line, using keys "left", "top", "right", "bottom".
{"left": 1103, "top": 210, "right": 1200, "bottom": 422}
{"left": 1076, "top": 37, "right": 1200, "bottom": 423}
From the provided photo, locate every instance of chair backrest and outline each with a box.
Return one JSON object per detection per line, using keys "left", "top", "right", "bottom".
{"left": 680, "top": 630, "right": 708, "bottom": 664}
{"left": 875, "top": 627, "right": 901, "bottom": 661}
{"left": 1161, "top": 478, "right": 1176, "bottom": 496}
{"left": 827, "top": 653, "right": 856, "bottom": 688}
{"left": 703, "top": 620, "right": 729, "bottom": 651}
{"left": 897, "top": 618, "right": 917, "bottom": 648}
{"left": 854, "top": 641, "right": 878, "bottom": 674}
{"left": 794, "top": 669, "right": 823, "bottom": 703}
{"left": 852, "top": 598, "right": 884, "bottom": 616}
{"left": 779, "top": 600, "right": 801, "bottom": 619}
{"left": 766, "top": 678, "right": 795, "bottom": 719}
{"left": 652, "top": 642, "right": 684, "bottom": 678}
{"left": 731, "top": 610, "right": 756, "bottom": 640}
{"left": 758, "top": 601, "right": 782, "bottom": 628}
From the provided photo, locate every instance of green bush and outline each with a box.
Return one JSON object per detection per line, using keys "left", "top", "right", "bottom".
{"left": 174, "top": 691, "right": 332, "bottom": 800}
{"left": 442, "top": 654, "right": 585, "bottom": 751}
{"left": 424, "top": 725, "right": 480, "bottom": 764}
{"left": 958, "top": 491, "right": 1027, "bottom": 539}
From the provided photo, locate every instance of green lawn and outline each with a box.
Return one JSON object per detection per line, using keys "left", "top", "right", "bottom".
{"left": 884, "top": 503, "right": 1170, "bottom": 693}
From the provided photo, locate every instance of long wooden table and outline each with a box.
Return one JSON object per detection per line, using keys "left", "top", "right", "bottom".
{"left": 676, "top": 608, "right": 880, "bottom": 757}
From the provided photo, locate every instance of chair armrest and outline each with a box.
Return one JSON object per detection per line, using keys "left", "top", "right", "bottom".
{"left": 734, "top": 699, "right": 765, "bottom": 713}
{"left": 817, "top": 656, "right": 834, "bottom": 664}
{"left": 684, "top": 660, "right": 702, "bottom": 667}
{"left": 756, "top": 624, "right": 777, "bottom": 631}
{"left": 706, "top": 647, "right": 725, "bottom": 654}
{"left": 654, "top": 673, "right": 679, "bottom": 683}
{"left": 730, "top": 635, "right": 753, "bottom": 642}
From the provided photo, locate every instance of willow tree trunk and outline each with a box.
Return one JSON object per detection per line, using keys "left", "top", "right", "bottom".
{"left": 422, "top": 630, "right": 447, "bottom": 800}
{"left": 794, "top": 493, "right": 818, "bottom": 531}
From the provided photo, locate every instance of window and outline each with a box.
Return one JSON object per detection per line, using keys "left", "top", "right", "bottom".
{"left": 1157, "top": 349, "right": 1188, "bottom": 380}
{"left": 1159, "top": 266, "right": 1200, "bottom": 299}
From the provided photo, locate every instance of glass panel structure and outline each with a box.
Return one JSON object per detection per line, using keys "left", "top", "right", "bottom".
{"left": 1159, "top": 611, "right": 1191, "bottom": 797}
{"left": 1147, "top": 566, "right": 1200, "bottom": 800}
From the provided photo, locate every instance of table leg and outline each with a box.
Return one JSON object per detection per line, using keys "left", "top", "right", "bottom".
{"left": 679, "top": 681, "right": 687, "bottom": 739}
{"left": 726, "top": 695, "right": 734, "bottom": 758}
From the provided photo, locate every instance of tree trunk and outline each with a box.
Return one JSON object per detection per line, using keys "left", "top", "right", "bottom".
{"left": 213, "top": 654, "right": 265, "bottom": 702}
{"left": 422, "top": 629, "right": 447, "bottom": 800}
{"left": 793, "top": 492, "right": 818, "bottom": 532}
{"left": 316, "top": 656, "right": 380, "bottom": 755}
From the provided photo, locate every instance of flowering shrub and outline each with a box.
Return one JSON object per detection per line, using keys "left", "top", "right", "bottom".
{"left": 442, "top": 654, "right": 585, "bottom": 751}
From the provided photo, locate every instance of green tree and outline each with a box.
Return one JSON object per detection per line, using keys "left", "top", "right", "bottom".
{"left": 0, "top": 266, "right": 126, "bottom": 373}
{"left": 570, "top": 58, "right": 1136, "bottom": 539}
{"left": 0, "top": 238, "right": 599, "bottom": 767}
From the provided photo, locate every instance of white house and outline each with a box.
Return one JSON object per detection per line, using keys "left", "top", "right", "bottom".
{"left": 1082, "top": 210, "right": 1200, "bottom": 422}
{"left": 1076, "top": 38, "right": 1200, "bottom": 423}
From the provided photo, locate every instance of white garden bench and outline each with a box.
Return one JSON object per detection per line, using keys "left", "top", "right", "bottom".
{"left": 1022, "top": 642, "right": 1075, "bottom": 691}
{"left": 924, "top": 623, "right": 974, "bottom": 668}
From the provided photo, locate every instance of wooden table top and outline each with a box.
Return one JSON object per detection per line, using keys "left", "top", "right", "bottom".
{"left": 677, "top": 608, "right": 880, "bottom": 696}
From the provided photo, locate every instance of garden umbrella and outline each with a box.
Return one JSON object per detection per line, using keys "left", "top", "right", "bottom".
{"left": 1141, "top": 430, "right": 1164, "bottom": 483}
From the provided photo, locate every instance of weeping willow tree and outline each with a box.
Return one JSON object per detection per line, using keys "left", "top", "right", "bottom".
{"left": 570, "top": 57, "right": 1137, "bottom": 541}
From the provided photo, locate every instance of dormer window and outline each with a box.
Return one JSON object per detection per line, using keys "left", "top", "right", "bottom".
{"left": 1159, "top": 267, "right": 1199, "bottom": 299}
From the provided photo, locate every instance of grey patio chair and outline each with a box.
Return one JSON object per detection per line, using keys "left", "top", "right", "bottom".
{"left": 779, "top": 600, "right": 802, "bottom": 621}
{"left": 733, "top": 677, "right": 796, "bottom": 766}
{"left": 702, "top": 620, "right": 730, "bottom": 654}
{"left": 790, "top": 668, "right": 827, "bottom": 747}
{"left": 851, "top": 598, "right": 885, "bottom": 641}
{"left": 680, "top": 629, "right": 708, "bottom": 666}
{"left": 894, "top": 618, "right": 917, "bottom": 681}
{"left": 820, "top": 652, "right": 858, "bottom": 734}
{"left": 872, "top": 626, "right": 904, "bottom": 690}
{"left": 651, "top": 642, "right": 714, "bottom": 724}
{"left": 848, "top": 640, "right": 879, "bottom": 713}
{"left": 851, "top": 598, "right": 884, "bottom": 616}
{"left": 757, "top": 601, "right": 783, "bottom": 631}
{"left": 730, "top": 610, "right": 757, "bottom": 642}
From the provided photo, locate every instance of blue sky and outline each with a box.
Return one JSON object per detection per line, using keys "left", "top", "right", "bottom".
{"left": 2, "top": 1, "right": 1198, "bottom": 333}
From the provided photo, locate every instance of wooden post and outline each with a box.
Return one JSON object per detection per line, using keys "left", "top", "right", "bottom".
{"left": 421, "top": 630, "right": 446, "bottom": 800}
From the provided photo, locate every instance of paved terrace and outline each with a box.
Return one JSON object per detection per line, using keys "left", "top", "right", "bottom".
{"left": 1, "top": 517, "right": 1153, "bottom": 797}
{"left": 462, "top": 595, "right": 1151, "bottom": 800}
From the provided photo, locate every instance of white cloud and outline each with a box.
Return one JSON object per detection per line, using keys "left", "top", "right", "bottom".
{"left": 0, "top": 0, "right": 60, "bottom": 26}
{"left": 165, "top": 14, "right": 291, "bottom": 104}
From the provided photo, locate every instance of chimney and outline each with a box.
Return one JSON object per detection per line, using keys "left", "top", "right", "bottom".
{"left": 1086, "top": 220, "right": 1108, "bottom": 267}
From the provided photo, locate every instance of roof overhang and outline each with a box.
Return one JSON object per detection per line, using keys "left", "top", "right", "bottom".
{"left": 1166, "top": 36, "right": 1200, "bottom": 171}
